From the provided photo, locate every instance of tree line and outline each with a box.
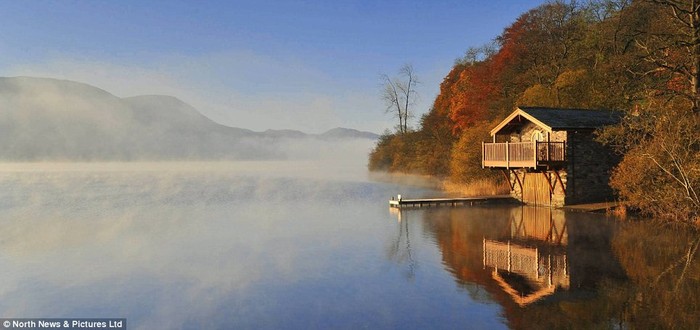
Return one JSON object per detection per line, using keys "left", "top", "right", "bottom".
{"left": 369, "top": 0, "right": 699, "bottom": 226}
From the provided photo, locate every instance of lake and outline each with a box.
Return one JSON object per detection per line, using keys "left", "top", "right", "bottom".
{"left": 0, "top": 157, "right": 697, "bottom": 329}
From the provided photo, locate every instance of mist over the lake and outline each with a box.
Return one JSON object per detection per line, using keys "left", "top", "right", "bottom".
{"left": 0, "top": 76, "right": 377, "bottom": 161}
{"left": 0, "top": 158, "right": 425, "bottom": 329}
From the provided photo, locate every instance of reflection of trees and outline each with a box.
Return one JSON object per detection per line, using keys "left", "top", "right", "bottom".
{"left": 604, "top": 223, "right": 700, "bottom": 329}
{"left": 515, "top": 222, "right": 700, "bottom": 329}
{"left": 390, "top": 204, "right": 699, "bottom": 328}
{"left": 419, "top": 206, "right": 633, "bottom": 328}
{"left": 387, "top": 208, "right": 416, "bottom": 279}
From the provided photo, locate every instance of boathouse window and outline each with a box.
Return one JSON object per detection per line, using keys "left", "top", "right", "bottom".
{"left": 531, "top": 130, "right": 543, "bottom": 142}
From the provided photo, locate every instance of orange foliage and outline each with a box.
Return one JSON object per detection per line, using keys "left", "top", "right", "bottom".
{"left": 432, "top": 64, "right": 466, "bottom": 120}
{"left": 495, "top": 12, "right": 529, "bottom": 69}
{"left": 447, "top": 63, "right": 499, "bottom": 133}
{"left": 667, "top": 75, "right": 688, "bottom": 93}
{"left": 435, "top": 12, "right": 532, "bottom": 134}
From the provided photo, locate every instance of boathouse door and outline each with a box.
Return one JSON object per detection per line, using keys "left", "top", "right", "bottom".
{"left": 523, "top": 172, "right": 551, "bottom": 206}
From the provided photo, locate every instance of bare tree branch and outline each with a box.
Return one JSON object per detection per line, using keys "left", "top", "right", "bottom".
{"left": 380, "top": 64, "right": 419, "bottom": 134}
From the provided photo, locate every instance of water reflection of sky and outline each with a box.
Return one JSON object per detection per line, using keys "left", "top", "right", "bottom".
{"left": 2, "top": 162, "right": 696, "bottom": 329}
{"left": 0, "top": 162, "right": 505, "bottom": 329}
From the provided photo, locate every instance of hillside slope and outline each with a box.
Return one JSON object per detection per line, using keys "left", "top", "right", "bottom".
{"left": 0, "top": 77, "right": 375, "bottom": 160}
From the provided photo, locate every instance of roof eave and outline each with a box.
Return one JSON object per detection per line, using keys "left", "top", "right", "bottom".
{"left": 490, "top": 107, "right": 553, "bottom": 136}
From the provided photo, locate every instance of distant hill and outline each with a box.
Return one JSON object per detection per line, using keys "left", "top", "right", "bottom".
{"left": 263, "top": 128, "right": 379, "bottom": 140}
{"left": 317, "top": 127, "right": 379, "bottom": 140}
{"left": 0, "top": 76, "right": 377, "bottom": 160}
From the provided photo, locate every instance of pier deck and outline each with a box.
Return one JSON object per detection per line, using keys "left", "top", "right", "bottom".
{"left": 389, "top": 195, "right": 515, "bottom": 208}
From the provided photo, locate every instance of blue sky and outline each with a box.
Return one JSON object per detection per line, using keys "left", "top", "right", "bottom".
{"left": 0, "top": 0, "right": 547, "bottom": 133}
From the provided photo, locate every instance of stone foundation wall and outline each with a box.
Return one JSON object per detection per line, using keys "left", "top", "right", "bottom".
{"left": 565, "top": 130, "right": 619, "bottom": 204}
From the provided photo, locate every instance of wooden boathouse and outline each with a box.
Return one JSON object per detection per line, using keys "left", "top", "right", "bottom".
{"left": 482, "top": 107, "right": 622, "bottom": 207}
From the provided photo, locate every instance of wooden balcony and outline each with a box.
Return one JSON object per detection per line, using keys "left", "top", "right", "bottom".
{"left": 482, "top": 141, "right": 566, "bottom": 168}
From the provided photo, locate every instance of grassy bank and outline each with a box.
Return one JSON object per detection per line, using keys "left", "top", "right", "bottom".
{"left": 369, "top": 171, "right": 509, "bottom": 197}
{"left": 441, "top": 178, "right": 510, "bottom": 196}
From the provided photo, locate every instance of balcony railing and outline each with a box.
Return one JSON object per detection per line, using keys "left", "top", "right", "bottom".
{"left": 482, "top": 141, "right": 566, "bottom": 168}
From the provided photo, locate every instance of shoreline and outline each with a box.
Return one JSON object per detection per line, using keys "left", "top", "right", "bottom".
{"left": 369, "top": 170, "right": 641, "bottom": 218}
{"left": 368, "top": 170, "right": 509, "bottom": 197}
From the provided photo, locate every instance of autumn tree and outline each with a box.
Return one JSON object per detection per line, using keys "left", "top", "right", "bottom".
{"left": 381, "top": 64, "right": 419, "bottom": 134}
{"left": 634, "top": 0, "right": 700, "bottom": 113}
{"left": 368, "top": 0, "right": 699, "bottom": 224}
{"left": 447, "top": 59, "right": 498, "bottom": 133}
{"left": 604, "top": 99, "right": 700, "bottom": 224}
{"left": 598, "top": 0, "right": 700, "bottom": 224}
{"left": 449, "top": 119, "right": 502, "bottom": 184}
{"left": 412, "top": 108, "right": 457, "bottom": 176}
{"left": 578, "top": 0, "right": 645, "bottom": 109}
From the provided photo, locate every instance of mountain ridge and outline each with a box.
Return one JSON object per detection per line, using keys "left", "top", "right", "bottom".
{"left": 0, "top": 76, "right": 377, "bottom": 160}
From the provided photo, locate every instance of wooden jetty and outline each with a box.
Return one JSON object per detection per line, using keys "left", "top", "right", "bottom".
{"left": 389, "top": 195, "right": 514, "bottom": 208}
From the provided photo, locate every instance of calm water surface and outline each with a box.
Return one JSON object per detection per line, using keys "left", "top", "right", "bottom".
{"left": 0, "top": 160, "right": 697, "bottom": 329}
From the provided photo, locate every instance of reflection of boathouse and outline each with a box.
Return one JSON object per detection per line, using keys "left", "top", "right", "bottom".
{"left": 397, "top": 203, "right": 627, "bottom": 320}
{"left": 395, "top": 202, "right": 698, "bottom": 328}
{"left": 483, "top": 207, "right": 569, "bottom": 306}
{"left": 395, "top": 204, "right": 629, "bottom": 327}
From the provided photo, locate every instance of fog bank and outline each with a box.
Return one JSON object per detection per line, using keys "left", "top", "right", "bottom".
{"left": 0, "top": 76, "right": 377, "bottom": 161}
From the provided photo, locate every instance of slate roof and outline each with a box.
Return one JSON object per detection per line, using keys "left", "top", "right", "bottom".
{"left": 490, "top": 107, "right": 623, "bottom": 136}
